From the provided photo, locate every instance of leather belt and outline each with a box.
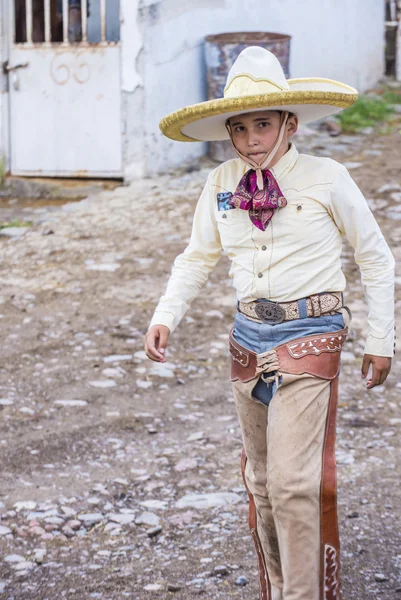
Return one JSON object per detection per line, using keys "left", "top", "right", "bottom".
{"left": 238, "top": 292, "right": 343, "bottom": 325}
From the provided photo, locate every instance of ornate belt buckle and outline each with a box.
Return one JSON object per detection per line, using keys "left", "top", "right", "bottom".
{"left": 254, "top": 300, "right": 286, "bottom": 324}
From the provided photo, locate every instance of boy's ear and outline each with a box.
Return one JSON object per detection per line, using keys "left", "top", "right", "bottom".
{"left": 287, "top": 114, "right": 298, "bottom": 137}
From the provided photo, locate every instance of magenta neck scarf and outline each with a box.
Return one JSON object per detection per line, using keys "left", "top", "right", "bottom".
{"left": 228, "top": 169, "right": 287, "bottom": 231}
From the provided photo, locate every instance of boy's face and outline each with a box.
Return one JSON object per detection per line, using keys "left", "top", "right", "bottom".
{"left": 228, "top": 110, "right": 297, "bottom": 164}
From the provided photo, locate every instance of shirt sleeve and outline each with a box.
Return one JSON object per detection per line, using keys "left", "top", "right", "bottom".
{"left": 329, "top": 164, "right": 395, "bottom": 357}
{"left": 149, "top": 172, "right": 223, "bottom": 333}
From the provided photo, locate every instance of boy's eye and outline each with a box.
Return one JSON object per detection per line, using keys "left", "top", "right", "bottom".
{"left": 258, "top": 121, "right": 270, "bottom": 128}
{"left": 234, "top": 126, "right": 245, "bottom": 132}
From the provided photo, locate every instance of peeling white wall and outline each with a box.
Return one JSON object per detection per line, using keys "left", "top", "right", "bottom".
{"left": 121, "top": 0, "right": 146, "bottom": 181}
{"left": 140, "top": 0, "right": 385, "bottom": 174}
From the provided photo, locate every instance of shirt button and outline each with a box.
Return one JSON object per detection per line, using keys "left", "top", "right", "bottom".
{"left": 258, "top": 272, "right": 263, "bottom": 278}
{"left": 261, "top": 245, "right": 267, "bottom": 251}
{"left": 222, "top": 213, "right": 227, "bottom": 219}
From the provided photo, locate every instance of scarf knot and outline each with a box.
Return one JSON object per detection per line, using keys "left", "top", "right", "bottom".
{"left": 228, "top": 169, "right": 287, "bottom": 231}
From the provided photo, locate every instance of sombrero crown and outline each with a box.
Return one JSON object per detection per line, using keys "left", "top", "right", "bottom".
{"left": 160, "top": 46, "right": 358, "bottom": 142}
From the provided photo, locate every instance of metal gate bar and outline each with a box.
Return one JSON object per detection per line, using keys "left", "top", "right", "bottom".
{"left": 81, "top": 0, "right": 88, "bottom": 42}
{"left": 25, "top": 0, "right": 33, "bottom": 43}
{"left": 100, "top": 0, "right": 107, "bottom": 42}
{"left": 44, "top": 0, "right": 51, "bottom": 42}
{"left": 62, "top": 0, "right": 69, "bottom": 42}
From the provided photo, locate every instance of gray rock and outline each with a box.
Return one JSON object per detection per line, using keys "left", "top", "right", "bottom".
{"left": 175, "top": 492, "right": 241, "bottom": 510}
{"left": 13, "top": 561, "right": 36, "bottom": 571}
{"left": 167, "top": 583, "right": 182, "bottom": 592}
{"left": 54, "top": 399, "right": 88, "bottom": 407}
{"left": 213, "top": 565, "right": 229, "bottom": 576}
{"left": 377, "top": 183, "right": 401, "bottom": 194}
{"left": 4, "top": 554, "right": 25, "bottom": 563}
{"left": 235, "top": 576, "right": 249, "bottom": 586}
{"left": 147, "top": 525, "right": 163, "bottom": 538}
{"left": 135, "top": 512, "right": 161, "bottom": 527}
{"left": 0, "top": 227, "right": 30, "bottom": 237}
{"left": 0, "top": 526, "right": 12, "bottom": 536}
{"left": 78, "top": 513, "right": 104, "bottom": 525}
{"left": 108, "top": 513, "right": 135, "bottom": 525}
{"left": 374, "top": 573, "right": 389, "bottom": 582}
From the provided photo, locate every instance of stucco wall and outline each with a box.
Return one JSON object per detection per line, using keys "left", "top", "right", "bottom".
{"left": 140, "top": 0, "right": 385, "bottom": 174}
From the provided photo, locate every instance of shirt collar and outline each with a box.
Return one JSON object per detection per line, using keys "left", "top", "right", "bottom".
{"left": 270, "top": 142, "right": 299, "bottom": 181}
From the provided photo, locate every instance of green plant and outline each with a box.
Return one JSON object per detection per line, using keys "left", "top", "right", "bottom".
{"left": 0, "top": 155, "right": 5, "bottom": 187}
{"left": 0, "top": 220, "right": 33, "bottom": 230}
{"left": 336, "top": 96, "right": 394, "bottom": 132}
{"left": 382, "top": 90, "right": 401, "bottom": 104}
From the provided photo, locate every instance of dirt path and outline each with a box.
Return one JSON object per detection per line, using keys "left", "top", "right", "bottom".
{"left": 0, "top": 129, "right": 400, "bottom": 599}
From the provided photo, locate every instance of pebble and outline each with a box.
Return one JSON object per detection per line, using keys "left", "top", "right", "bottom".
{"left": 140, "top": 500, "right": 168, "bottom": 511}
{"left": 0, "top": 526, "right": 12, "bottom": 536}
{"left": 135, "top": 512, "right": 161, "bottom": 527}
{"left": 187, "top": 431, "right": 204, "bottom": 442}
{"left": 174, "top": 458, "right": 198, "bottom": 472}
{"left": 148, "top": 362, "right": 175, "bottom": 378}
{"left": 103, "top": 354, "right": 132, "bottom": 363}
{"left": 14, "top": 501, "right": 37, "bottom": 511}
{"left": 343, "top": 162, "right": 363, "bottom": 170}
{"left": 54, "top": 399, "right": 88, "bottom": 407}
{"left": 13, "top": 561, "right": 36, "bottom": 571}
{"left": 144, "top": 583, "right": 163, "bottom": 591}
{"left": 377, "top": 183, "right": 401, "bottom": 193}
{"left": 167, "top": 583, "right": 182, "bottom": 592}
{"left": 213, "top": 565, "right": 229, "bottom": 576}
{"left": 33, "top": 549, "right": 47, "bottom": 564}
{"left": 175, "top": 492, "right": 241, "bottom": 510}
{"left": 136, "top": 379, "right": 153, "bottom": 389}
{"left": 0, "top": 227, "right": 30, "bottom": 237}
{"left": 0, "top": 398, "right": 14, "bottom": 406}
{"left": 374, "top": 573, "right": 389, "bottom": 582}
{"left": 235, "top": 575, "right": 249, "bottom": 586}
{"left": 108, "top": 513, "right": 135, "bottom": 525}
{"left": 88, "top": 380, "right": 117, "bottom": 388}
{"left": 78, "top": 513, "right": 104, "bottom": 525}
{"left": 147, "top": 525, "right": 163, "bottom": 538}
{"left": 4, "top": 554, "right": 25, "bottom": 563}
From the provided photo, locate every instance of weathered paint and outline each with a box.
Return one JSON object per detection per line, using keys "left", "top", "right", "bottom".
{"left": 8, "top": 0, "right": 123, "bottom": 177}
{"left": 9, "top": 45, "right": 123, "bottom": 176}
{"left": 120, "top": 0, "right": 145, "bottom": 180}
{"left": 141, "top": 0, "right": 385, "bottom": 175}
{"left": 0, "top": 0, "right": 388, "bottom": 179}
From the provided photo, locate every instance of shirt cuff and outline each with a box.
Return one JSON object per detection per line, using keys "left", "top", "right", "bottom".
{"left": 148, "top": 311, "right": 176, "bottom": 333}
{"left": 363, "top": 328, "right": 395, "bottom": 357}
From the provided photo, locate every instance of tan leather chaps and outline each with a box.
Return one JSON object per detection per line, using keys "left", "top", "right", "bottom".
{"left": 230, "top": 327, "right": 347, "bottom": 600}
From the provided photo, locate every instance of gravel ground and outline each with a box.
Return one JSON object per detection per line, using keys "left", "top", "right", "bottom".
{"left": 0, "top": 124, "right": 400, "bottom": 599}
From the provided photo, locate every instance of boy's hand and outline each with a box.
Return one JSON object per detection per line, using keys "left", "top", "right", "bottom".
{"left": 361, "top": 354, "right": 392, "bottom": 389}
{"left": 144, "top": 325, "right": 170, "bottom": 363}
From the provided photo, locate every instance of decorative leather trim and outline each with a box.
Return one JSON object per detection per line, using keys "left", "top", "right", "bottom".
{"left": 320, "top": 378, "right": 341, "bottom": 599}
{"left": 286, "top": 333, "right": 346, "bottom": 358}
{"left": 241, "top": 449, "right": 271, "bottom": 600}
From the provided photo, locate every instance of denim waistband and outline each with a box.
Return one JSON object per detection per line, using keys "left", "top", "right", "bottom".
{"left": 233, "top": 312, "right": 345, "bottom": 355}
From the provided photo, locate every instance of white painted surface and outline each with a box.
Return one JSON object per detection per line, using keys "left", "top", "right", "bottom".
{"left": 9, "top": 45, "right": 122, "bottom": 176}
{"left": 141, "top": 0, "right": 385, "bottom": 174}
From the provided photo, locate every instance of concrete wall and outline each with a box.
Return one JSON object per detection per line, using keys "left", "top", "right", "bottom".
{"left": 140, "top": 0, "right": 385, "bottom": 174}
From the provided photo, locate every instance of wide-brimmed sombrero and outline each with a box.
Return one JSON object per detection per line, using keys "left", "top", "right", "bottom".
{"left": 160, "top": 46, "right": 358, "bottom": 142}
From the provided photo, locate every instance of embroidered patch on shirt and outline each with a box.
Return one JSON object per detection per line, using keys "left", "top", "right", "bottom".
{"left": 217, "top": 192, "right": 234, "bottom": 211}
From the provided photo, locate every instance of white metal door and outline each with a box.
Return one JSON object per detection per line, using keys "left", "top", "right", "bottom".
{"left": 8, "top": 0, "right": 122, "bottom": 177}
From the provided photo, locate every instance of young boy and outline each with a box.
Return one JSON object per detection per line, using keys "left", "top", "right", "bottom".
{"left": 144, "top": 47, "right": 394, "bottom": 600}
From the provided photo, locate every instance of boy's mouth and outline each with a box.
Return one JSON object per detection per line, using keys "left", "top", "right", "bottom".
{"left": 248, "top": 152, "right": 266, "bottom": 160}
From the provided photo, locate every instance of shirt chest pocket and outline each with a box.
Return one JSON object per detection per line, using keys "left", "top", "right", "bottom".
{"left": 215, "top": 208, "right": 253, "bottom": 249}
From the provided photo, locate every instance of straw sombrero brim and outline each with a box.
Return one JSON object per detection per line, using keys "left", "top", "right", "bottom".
{"left": 160, "top": 79, "right": 359, "bottom": 142}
